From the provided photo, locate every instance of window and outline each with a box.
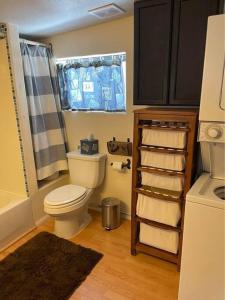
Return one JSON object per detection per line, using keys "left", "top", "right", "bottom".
{"left": 57, "top": 52, "right": 126, "bottom": 112}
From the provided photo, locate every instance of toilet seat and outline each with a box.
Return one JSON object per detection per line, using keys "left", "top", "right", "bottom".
{"left": 44, "top": 184, "right": 87, "bottom": 208}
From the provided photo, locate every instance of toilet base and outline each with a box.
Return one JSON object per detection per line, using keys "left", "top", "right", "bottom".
{"left": 54, "top": 208, "right": 92, "bottom": 239}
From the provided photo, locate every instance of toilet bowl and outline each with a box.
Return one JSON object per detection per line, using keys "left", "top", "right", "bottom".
{"left": 44, "top": 151, "right": 106, "bottom": 238}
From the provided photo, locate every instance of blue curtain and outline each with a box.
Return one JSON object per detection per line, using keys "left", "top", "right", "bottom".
{"left": 57, "top": 55, "right": 126, "bottom": 111}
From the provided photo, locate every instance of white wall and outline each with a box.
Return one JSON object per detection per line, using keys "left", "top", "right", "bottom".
{"left": 46, "top": 16, "right": 140, "bottom": 216}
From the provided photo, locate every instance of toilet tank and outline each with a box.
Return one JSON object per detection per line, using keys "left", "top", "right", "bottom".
{"left": 67, "top": 151, "right": 107, "bottom": 188}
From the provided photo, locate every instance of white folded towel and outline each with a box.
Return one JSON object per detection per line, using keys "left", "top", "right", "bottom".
{"left": 136, "top": 194, "right": 181, "bottom": 227}
{"left": 141, "top": 172, "right": 183, "bottom": 191}
{"left": 139, "top": 223, "right": 179, "bottom": 254}
{"left": 142, "top": 128, "right": 186, "bottom": 149}
{"left": 141, "top": 150, "right": 185, "bottom": 171}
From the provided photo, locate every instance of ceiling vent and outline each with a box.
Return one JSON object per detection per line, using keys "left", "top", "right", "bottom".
{"left": 88, "top": 3, "right": 125, "bottom": 19}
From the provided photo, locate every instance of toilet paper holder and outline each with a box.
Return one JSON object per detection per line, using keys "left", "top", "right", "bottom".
{"left": 110, "top": 159, "right": 131, "bottom": 170}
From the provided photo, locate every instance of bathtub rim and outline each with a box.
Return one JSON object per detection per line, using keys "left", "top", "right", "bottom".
{"left": 0, "top": 194, "right": 29, "bottom": 215}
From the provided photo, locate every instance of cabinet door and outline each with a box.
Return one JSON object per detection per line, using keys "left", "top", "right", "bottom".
{"left": 134, "top": 0, "right": 172, "bottom": 105}
{"left": 169, "top": 0, "right": 223, "bottom": 106}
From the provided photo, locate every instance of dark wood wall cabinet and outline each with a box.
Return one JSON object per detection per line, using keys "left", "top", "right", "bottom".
{"left": 134, "top": 0, "right": 224, "bottom": 106}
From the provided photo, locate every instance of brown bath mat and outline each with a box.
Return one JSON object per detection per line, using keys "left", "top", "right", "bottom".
{"left": 0, "top": 232, "right": 103, "bottom": 300}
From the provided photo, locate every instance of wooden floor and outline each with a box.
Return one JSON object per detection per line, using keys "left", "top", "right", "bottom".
{"left": 0, "top": 211, "right": 179, "bottom": 300}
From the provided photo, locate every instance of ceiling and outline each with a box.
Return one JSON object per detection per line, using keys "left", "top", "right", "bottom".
{"left": 0, "top": 0, "right": 134, "bottom": 37}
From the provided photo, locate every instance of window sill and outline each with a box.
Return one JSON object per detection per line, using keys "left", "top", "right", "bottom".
{"left": 63, "top": 110, "right": 128, "bottom": 115}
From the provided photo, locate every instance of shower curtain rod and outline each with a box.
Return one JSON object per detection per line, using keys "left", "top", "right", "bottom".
{"left": 56, "top": 52, "right": 126, "bottom": 62}
{"left": 20, "top": 38, "right": 51, "bottom": 48}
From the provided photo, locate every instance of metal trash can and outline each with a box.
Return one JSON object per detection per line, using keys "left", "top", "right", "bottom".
{"left": 101, "top": 198, "right": 120, "bottom": 230}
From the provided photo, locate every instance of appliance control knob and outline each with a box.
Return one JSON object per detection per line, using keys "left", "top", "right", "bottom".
{"left": 207, "top": 127, "right": 221, "bottom": 139}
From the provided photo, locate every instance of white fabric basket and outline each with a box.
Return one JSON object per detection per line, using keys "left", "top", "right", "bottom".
{"left": 139, "top": 223, "right": 179, "bottom": 254}
{"left": 141, "top": 172, "right": 183, "bottom": 191}
{"left": 141, "top": 150, "right": 185, "bottom": 171}
{"left": 142, "top": 128, "right": 186, "bottom": 149}
{"left": 136, "top": 194, "right": 181, "bottom": 227}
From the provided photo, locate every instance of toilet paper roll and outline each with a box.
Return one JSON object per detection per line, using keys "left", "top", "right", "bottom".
{"left": 112, "top": 161, "right": 123, "bottom": 171}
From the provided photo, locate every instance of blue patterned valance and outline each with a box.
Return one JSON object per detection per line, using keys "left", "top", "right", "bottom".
{"left": 57, "top": 53, "right": 126, "bottom": 112}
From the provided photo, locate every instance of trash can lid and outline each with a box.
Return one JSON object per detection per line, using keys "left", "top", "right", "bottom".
{"left": 102, "top": 197, "right": 120, "bottom": 207}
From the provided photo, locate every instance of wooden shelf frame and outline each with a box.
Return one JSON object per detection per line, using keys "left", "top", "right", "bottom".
{"left": 135, "top": 187, "right": 182, "bottom": 203}
{"left": 131, "top": 108, "right": 199, "bottom": 268}
{"left": 136, "top": 242, "right": 178, "bottom": 264}
{"left": 138, "top": 124, "right": 190, "bottom": 132}
{"left": 137, "top": 166, "right": 185, "bottom": 177}
{"left": 136, "top": 216, "right": 181, "bottom": 232}
{"left": 139, "top": 145, "right": 187, "bottom": 155}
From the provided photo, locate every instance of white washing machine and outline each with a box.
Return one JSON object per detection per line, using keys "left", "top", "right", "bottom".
{"left": 178, "top": 174, "right": 225, "bottom": 300}
{"left": 179, "top": 14, "right": 225, "bottom": 300}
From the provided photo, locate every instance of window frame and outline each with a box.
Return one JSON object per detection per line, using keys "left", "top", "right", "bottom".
{"left": 56, "top": 52, "right": 127, "bottom": 113}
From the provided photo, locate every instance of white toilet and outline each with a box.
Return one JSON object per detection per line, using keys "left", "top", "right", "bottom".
{"left": 44, "top": 151, "right": 106, "bottom": 238}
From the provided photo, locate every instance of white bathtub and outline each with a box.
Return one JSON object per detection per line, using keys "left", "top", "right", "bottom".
{"left": 0, "top": 190, "right": 35, "bottom": 250}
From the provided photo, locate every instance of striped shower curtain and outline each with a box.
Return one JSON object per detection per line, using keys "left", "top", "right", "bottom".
{"left": 21, "top": 43, "right": 68, "bottom": 180}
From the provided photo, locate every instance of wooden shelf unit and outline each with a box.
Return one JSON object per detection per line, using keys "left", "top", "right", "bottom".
{"left": 131, "top": 108, "right": 198, "bottom": 269}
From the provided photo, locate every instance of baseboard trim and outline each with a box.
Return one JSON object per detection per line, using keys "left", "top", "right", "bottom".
{"left": 0, "top": 226, "right": 36, "bottom": 253}
{"left": 89, "top": 206, "right": 131, "bottom": 220}
{"left": 35, "top": 214, "right": 50, "bottom": 226}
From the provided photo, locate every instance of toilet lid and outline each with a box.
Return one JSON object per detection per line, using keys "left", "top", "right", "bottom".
{"left": 44, "top": 184, "right": 87, "bottom": 206}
